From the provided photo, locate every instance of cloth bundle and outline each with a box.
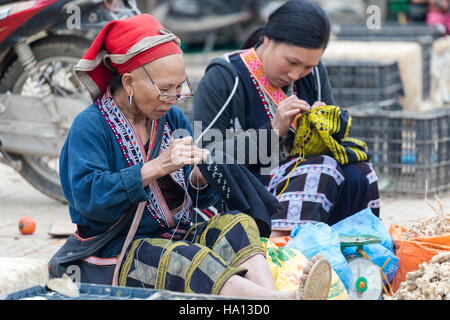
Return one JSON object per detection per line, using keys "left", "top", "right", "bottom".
{"left": 291, "top": 105, "right": 369, "bottom": 165}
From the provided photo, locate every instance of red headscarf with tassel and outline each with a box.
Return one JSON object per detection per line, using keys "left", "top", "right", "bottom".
{"left": 75, "top": 14, "right": 182, "bottom": 101}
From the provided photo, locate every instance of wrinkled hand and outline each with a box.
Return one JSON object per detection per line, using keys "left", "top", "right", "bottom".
{"left": 160, "top": 136, "right": 210, "bottom": 174}
{"left": 271, "top": 95, "right": 310, "bottom": 136}
{"left": 141, "top": 136, "right": 209, "bottom": 186}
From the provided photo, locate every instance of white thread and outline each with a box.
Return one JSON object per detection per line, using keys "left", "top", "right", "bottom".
{"left": 194, "top": 76, "right": 239, "bottom": 146}
{"left": 188, "top": 170, "right": 208, "bottom": 190}
{"left": 314, "top": 66, "right": 322, "bottom": 102}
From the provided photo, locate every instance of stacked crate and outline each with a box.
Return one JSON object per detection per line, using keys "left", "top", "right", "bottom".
{"left": 323, "top": 24, "right": 447, "bottom": 195}
{"left": 331, "top": 24, "right": 445, "bottom": 99}
{"left": 324, "top": 59, "right": 404, "bottom": 109}
{"left": 350, "top": 108, "right": 450, "bottom": 195}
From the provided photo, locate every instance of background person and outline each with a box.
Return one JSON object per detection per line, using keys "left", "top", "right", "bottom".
{"left": 193, "top": 0, "right": 381, "bottom": 237}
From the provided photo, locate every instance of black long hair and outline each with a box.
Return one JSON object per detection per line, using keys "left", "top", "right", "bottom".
{"left": 241, "top": 0, "right": 330, "bottom": 50}
{"left": 110, "top": 68, "right": 123, "bottom": 95}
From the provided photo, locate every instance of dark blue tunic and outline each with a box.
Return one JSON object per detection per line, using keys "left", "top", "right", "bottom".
{"left": 193, "top": 52, "right": 380, "bottom": 228}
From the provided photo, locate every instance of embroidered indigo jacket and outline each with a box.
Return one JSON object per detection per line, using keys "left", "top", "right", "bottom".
{"left": 59, "top": 103, "right": 218, "bottom": 256}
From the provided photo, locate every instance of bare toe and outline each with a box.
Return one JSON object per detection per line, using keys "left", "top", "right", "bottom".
{"left": 300, "top": 274, "right": 308, "bottom": 284}
{"left": 303, "top": 263, "right": 311, "bottom": 275}
{"left": 311, "top": 253, "right": 325, "bottom": 263}
{"left": 296, "top": 257, "right": 332, "bottom": 300}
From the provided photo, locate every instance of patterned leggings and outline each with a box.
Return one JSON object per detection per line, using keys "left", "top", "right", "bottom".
{"left": 119, "top": 211, "right": 264, "bottom": 294}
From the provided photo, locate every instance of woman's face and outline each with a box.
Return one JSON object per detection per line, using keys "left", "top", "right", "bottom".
{"left": 260, "top": 37, "right": 324, "bottom": 88}
{"left": 125, "top": 54, "right": 186, "bottom": 120}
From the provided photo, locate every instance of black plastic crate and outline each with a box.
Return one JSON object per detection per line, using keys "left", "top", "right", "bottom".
{"left": 349, "top": 107, "right": 450, "bottom": 195}
{"left": 347, "top": 100, "right": 403, "bottom": 112}
{"left": 331, "top": 23, "right": 445, "bottom": 98}
{"left": 323, "top": 60, "right": 404, "bottom": 107}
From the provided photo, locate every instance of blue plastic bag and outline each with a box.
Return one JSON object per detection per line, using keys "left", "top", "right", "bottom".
{"left": 331, "top": 208, "right": 399, "bottom": 282}
{"left": 286, "top": 221, "right": 353, "bottom": 291}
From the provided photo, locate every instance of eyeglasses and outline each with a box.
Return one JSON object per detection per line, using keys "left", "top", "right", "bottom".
{"left": 141, "top": 66, "right": 194, "bottom": 103}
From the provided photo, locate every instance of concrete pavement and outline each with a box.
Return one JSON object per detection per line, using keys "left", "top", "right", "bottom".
{"left": 0, "top": 163, "right": 68, "bottom": 261}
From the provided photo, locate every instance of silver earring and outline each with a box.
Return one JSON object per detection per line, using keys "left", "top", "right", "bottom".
{"left": 128, "top": 95, "right": 132, "bottom": 105}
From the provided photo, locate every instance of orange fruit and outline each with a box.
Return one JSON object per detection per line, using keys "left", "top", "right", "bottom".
{"left": 18, "top": 216, "right": 36, "bottom": 235}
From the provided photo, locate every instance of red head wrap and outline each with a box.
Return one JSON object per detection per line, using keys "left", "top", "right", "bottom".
{"left": 75, "top": 14, "right": 182, "bottom": 100}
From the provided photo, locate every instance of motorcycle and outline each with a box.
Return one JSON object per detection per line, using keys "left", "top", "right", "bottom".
{"left": 147, "top": 0, "right": 287, "bottom": 49}
{"left": 0, "top": 0, "right": 139, "bottom": 203}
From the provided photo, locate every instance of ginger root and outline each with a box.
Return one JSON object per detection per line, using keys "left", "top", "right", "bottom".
{"left": 385, "top": 252, "right": 450, "bottom": 300}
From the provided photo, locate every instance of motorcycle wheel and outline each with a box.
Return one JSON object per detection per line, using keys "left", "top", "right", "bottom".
{"left": 0, "top": 36, "right": 92, "bottom": 203}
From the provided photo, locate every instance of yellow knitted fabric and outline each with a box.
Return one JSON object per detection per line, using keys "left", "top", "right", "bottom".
{"left": 291, "top": 105, "right": 369, "bottom": 165}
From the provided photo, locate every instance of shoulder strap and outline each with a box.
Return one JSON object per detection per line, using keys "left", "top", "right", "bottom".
{"left": 111, "top": 114, "right": 167, "bottom": 286}
{"left": 111, "top": 202, "right": 146, "bottom": 286}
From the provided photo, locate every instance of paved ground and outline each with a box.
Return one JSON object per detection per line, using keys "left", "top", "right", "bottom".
{"left": 0, "top": 163, "right": 68, "bottom": 261}
{"left": 1, "top": 162, "right": 449, "bottom": 263}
